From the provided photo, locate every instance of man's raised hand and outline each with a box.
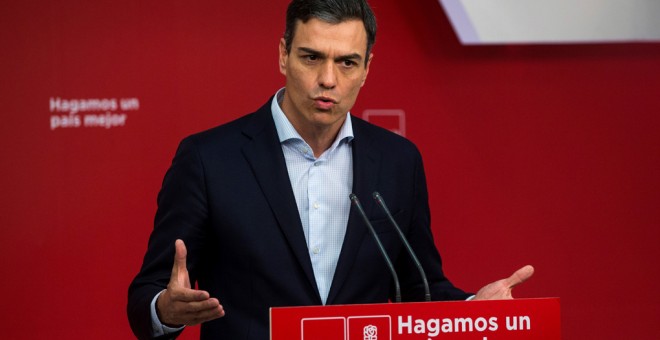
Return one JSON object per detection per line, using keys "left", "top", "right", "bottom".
{"left": 156, "top": 239, "right": 225, "bottom": 326}
{"left": 473, "top": 265, "right": 534, "bottom": 300}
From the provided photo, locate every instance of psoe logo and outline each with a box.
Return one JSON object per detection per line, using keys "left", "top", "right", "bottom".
{"left": 349, "top": 316, "right": 391, "bottom": 340}
{"left": 363, "top": 324, "right": 378, "bottom": 340}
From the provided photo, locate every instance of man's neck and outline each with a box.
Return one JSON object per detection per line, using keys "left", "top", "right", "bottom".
{"left": 290, "top": 118, "right": 345, "bottom": 158}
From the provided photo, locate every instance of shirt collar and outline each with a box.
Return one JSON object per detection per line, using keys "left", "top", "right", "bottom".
{"left": 271, "top": 88, "right": 354, "bottom": 146}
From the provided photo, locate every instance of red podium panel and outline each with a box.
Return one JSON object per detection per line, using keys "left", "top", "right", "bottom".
{"left": 270, "top": 298, "right": 560, "bottom": 340}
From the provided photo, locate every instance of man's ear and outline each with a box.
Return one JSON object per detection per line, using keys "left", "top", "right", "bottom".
{"left": 361, "top": 53, "right": 374, "bottom": 87}
{"left": 279, "top": 38, "right": 288, "bottom": 76}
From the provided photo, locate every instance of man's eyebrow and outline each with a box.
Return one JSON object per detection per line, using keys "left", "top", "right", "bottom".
{"left": 297, "top": 47, "right": 363, "bottom": 62}
{"left": 336, "top": 53, "right": 363, "bottom": 62}
{"left": 298, "top": 47, "right": 326, "bottom": 57}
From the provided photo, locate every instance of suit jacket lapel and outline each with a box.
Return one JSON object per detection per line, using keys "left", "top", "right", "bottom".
{"left": 326, "top": 116, "right": 382, "bottom": 304}
{"left": 241, "top": 101, "right": 322, "bottom": 304}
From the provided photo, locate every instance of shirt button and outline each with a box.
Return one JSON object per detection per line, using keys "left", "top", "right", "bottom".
{"left": 312, "top": 247, "right": 320, "bottom": 254}
{"left": 313, "top": 202, "right": 320, "bottom": 209}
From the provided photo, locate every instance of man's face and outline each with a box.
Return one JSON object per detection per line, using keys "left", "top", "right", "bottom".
{"left": 279, "top": 18, "right": 372, "bottom": 134}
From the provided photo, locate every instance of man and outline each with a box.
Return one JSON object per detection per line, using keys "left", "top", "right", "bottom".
{"left": 127, "top": 0, "right": 534, "bottom": 339}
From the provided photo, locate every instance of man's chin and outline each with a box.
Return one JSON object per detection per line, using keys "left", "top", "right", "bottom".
{"left": 308, "top": 112, "right": 346, "bottom": 126}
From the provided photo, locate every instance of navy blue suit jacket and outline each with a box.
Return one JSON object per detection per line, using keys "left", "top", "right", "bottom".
{"left": 128, "top": 98, "right": 469, "bottom": 339}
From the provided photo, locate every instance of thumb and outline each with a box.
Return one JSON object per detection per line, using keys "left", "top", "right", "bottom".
{"left": 170, "top": 239, "right": 191, "bottom": 288}
{"left": 505, "top": 265, "right": 535, "bottom": 289}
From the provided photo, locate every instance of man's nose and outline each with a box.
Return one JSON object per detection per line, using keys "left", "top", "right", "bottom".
{"left": 318, "top": 62, "right": 337, "bottom": 89}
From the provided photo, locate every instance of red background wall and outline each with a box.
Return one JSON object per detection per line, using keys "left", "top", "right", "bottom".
{"left": 1, "top": 0, "right": 658, "bottom": 338}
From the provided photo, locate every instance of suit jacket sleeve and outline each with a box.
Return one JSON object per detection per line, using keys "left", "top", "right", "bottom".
{"left": 127, "top": 136, "right": 209, "bottom": 340}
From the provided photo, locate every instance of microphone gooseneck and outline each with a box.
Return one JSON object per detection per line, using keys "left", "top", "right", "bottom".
{"left": 349, "top": 193, "right": 401, "bottom": 303}
{"left": 373, "top": 191, "right": 431, "bottom": 302}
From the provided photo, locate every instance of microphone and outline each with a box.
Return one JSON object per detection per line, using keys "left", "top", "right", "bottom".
{"left": 373, "top": 192, "right": 431, "bottom": 302}
{"left": 349, "top": 193, "right": 401, "bottom": 303}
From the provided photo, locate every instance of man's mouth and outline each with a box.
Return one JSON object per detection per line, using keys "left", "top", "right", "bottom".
{"left": 313, "top": 96, "right": 337, "bottom": 110}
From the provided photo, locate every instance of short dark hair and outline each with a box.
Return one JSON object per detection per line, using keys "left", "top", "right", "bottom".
{"left": 284, "top": 0, "right": 377, "bottom": 65}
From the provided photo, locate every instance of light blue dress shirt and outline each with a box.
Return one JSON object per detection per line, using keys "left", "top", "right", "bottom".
{"left": 271, "top": 88, "right": 354, "bottom": 304}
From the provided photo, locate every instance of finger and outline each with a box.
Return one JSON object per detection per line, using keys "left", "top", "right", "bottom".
{"left": 174, "top": 239, "right": 188, "bottom": 274}
{"left": 170, "top": 239, "right": 190, "bottom": 288}
{"left": 177, "top": 297, "right": 222, "bottom": 314}
{"left": 167, "top": 298, "right": 224, "bottom": 326}
{"left": 185, "top": 304, "right": 225, "bottom": 326}
{"left": 505, "top": 265, "right": 535, "bottom": 288}
{"left": 170, "top": 287, "right": 211, "bottom": 303}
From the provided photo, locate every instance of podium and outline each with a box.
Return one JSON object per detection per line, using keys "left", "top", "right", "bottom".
{"left": 271, "top": 298, "right": 560, "bottom": 339}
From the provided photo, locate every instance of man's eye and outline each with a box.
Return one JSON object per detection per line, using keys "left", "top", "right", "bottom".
{"left": 305, "top": 55, "right": 318, "bottom": 61}
{"left": 342, "top": 60, "right": 356, "bottom": 67}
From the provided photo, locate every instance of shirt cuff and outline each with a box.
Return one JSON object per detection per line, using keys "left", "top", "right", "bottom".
{"left": 466, "top": 295, "right": 476, "bottom": 301}
{"left": 151, "top": 290, "right": 185, "bottom": 337}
